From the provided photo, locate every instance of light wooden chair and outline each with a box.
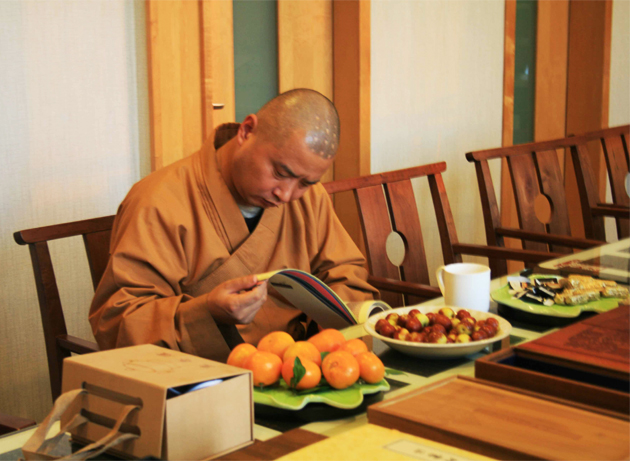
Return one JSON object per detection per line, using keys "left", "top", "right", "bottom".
{"left": 323, "top": 162, "right": 559, "bottom": 307}
{"left": 14, "top": 216, "right": 114, "bottom": 401}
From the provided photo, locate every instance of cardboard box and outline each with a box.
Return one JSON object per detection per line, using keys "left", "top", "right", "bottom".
{"left": 367, "top": 375, "right": 630, "bottom": 460}
{"left": 476, "top": 305, "right": 629, "bottom": 416}
{"left": 61, "top": 344, "right": 253, "bottom": 460}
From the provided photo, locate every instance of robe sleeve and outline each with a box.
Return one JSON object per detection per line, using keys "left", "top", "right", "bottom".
{"left": 89, "top": 193, "right": 233, "bottom": 362}
{"left": 308, "top": 185, "right": 379, "bottom": 314}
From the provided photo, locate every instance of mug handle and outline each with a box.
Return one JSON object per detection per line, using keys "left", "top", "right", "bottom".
{"left": 435, "top": 265, "right": 446, "bottom": 295}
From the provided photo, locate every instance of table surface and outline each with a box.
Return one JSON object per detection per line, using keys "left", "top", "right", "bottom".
{"left": 2, "top": 263, "right": 620, "bottom": 460}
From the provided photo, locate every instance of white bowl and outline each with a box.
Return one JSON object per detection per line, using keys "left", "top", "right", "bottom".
{"left": 364, "top": 305, "right": 512, "bottom": 359}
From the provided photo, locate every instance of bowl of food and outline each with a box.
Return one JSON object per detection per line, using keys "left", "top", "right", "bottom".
{"left": 364, "top": 306, "right": 511, "bottom": 359}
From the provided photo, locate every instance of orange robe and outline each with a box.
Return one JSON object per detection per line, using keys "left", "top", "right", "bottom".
{"left": 89, "top": 127, "right": 376, "bottom": 362}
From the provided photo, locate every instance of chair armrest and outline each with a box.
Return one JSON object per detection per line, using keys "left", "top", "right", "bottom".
{"left": 494, "top": 227, "right": 603, "bottom": 249}
{"left": 0, "top": 412, "right": 36, "bottom": 436}
{"left": 591, "top": 204, "right": 630, "bottom": 218}
{"left": 368, "top": 275, "right": 442, "bottom": 298}
{"left": 597, "top": 202, "right": 629, "bottom": 210}
{"left": 57, "top": 335, "right": 99, "bottom": 355}
{"left": 453, "top": 243, "right": 563, "bottom": 263}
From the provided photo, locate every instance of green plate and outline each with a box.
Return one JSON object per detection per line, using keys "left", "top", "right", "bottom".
{"left": 491, "top": 274, "right": 624, "bottom": 318}
{"left": 253, "top": 378, "right": 390, "bottom": 410}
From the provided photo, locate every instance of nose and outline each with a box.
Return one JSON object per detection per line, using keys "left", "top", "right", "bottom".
{"left": 273, "top": 182, "right": 296, "bottom": 204}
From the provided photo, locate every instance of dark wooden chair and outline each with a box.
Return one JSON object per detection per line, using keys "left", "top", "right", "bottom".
{"left": 571, "top": 125, "right": 629, "bottom": 241}
{"left": 0, "top": 412, "right": 36, "bottom": 436}
{"left": 14, "top": 216, "right": 114, "bottom": 402}
{"left": 323, "top": 162, "right": 560, "bottom": 307}
{"left": 466, "top": 135, "right": 607, "bottom": 277}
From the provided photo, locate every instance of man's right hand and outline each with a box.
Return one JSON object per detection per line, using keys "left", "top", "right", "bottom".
{"left": 205, "top": 275, "right": 268, "bottom": 324}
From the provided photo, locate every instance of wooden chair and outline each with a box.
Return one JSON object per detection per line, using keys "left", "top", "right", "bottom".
{"left": 0, "top": 412, "right": 36, "bottom": 436}
{"left": 466, "top": 135, "right": 607, "bottom": 277}
{"left": 14, "top": 216, "right": 114, "bottom": 402}
{"left": 323, "top": 162, "right": 560, "bottom": 307}
{"left": 571, "top": 125, "right": 629, "bottom": 241}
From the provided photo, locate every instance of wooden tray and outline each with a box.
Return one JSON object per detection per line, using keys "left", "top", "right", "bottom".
{"left": 367, "top": 375, "right": 629, "bottom": 460}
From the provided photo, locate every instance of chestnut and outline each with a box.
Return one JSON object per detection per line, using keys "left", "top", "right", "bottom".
{"left": 405, "top": 316, "right": 423, "bottom": 333}
{"left": 471, "top": 330, "right": 488, "bottom": 341}
{"left": 413, "top": 312, "right": 430, "bottom": 327}
{"left": 433, "top": 314, "right": 453, "bottom": 330}
{"left": 432, "top": 324, "right": 447, "bottom": 335}
{"left": 393, "top": 328, "right": 410, "bottom": 341}
{"left": 427, "top": 331, "right": 447, "bottom": 344}
{"left": 485, "top": 318, "right": 499, "bottom": 329}
{"left": 397, "top": 314, "right": 410, "bottom": 327}
{"left": 378, "top": 322, "right": 397, "bottom": 338}
{"left": 456, "top": 309, "right": 471, "bottom": 320}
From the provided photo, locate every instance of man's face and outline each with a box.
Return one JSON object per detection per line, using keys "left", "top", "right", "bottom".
{"left": 230, "top": 131, "right": 333, "bottom": 208}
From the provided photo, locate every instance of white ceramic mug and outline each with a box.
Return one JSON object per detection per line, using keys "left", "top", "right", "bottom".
{"left": 435, "top": 263, "right": 491, "bottom": 312}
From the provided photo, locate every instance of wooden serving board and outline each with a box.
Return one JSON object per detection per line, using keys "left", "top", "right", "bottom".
{"left": 367, "top": 375, "right": 630, "bottom": 460}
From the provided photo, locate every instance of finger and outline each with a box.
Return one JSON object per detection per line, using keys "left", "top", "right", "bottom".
{"left": 234, "top": 283, "right": 267, "bottom": 307}
{"left": 223, "top": 275, "right": 259, "bottom": 293}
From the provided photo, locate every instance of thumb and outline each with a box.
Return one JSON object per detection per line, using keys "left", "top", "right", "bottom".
{"left": 223, "top": 275, "right": 260, "bottom": 293}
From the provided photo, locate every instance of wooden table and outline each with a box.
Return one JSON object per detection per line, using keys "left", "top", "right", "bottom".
{"left": 4, "top": 263, "right": 623, "bottom": 460}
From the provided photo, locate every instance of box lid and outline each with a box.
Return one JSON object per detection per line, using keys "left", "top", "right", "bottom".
{"left": 516, "top": 305, "right": 629, "bottom": 378}
{"left": 65, "top": 344, "right": 246, "bottom": 389}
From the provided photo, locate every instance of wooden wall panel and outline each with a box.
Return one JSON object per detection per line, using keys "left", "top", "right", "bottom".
{"left": 146, "top": 0, "right": 204, "bottom": 170}
{"left": 500, "top": 0, "right": 519, "bottom": 273}
{"left": 201, "top": 0, "right": 235, "bottom": 133}
{"left": 278, "top": 0, "right": 333, "bottom": 182}
{"left": 535, "top": 0, "right": 569, "bottom": 142}
{"left": 333, "top": 0, "right": 370, "bottom": 249}
{"left": 565, "top": 0, "right": 612, "bottom": 237}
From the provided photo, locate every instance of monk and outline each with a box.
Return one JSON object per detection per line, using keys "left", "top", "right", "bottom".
{"left": 89, "top": 89, "right": 377, "bottom": 362}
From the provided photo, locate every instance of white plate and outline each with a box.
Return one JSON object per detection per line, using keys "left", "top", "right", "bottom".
{"left": 364, "top": 305, "right": 512, "bottom": 359}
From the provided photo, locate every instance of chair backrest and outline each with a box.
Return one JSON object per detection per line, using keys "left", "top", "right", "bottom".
{"left": 571, "top": 125, "right": 629, "bottom": 240}
{"left": 323, "top": 162, "right": 465, "bottom": 307}
{"left": 14, "top": 215, "right": 115, "bottom": 401}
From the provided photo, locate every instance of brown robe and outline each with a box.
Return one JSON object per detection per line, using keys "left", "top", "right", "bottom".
{"left": 89, "top": 126, "right": 377, "bottom": 362}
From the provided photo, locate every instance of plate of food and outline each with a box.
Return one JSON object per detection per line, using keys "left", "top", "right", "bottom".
{"left": 253, "top": 377, "right": 389, "bottom": 411}
{"left": 364, "top": 306, "right": 511, "bottom": 359}
{"left": 491, "top": 274, "right": 629, "bottom": 318}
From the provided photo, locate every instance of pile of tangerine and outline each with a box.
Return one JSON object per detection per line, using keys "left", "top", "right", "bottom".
{"left": 227, "top": 329, "right": 385, "bottom": 390}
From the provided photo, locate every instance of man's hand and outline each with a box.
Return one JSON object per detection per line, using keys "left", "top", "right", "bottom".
{"left": 205, "top": 275, "right": 268, "bottom": 324}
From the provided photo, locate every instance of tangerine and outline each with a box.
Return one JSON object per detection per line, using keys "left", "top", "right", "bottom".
{"left": 283, "top": 341, "right": 322, "bottom": 367}
{"left": 355, "top": 352, "right": 385, "bottom": 384}
{"left": 308, "top": 328, "right": 346, "bottom": 353}
{"left": 257, "top": 331, "right": 295, "bottom": 359}
{"left": 281, "top": 358, "right": 322, "bottom": 390}
{"left": 226, "top": 343, "right": 257, "bottom": 369}
{"left": 338, "top": 338, "right": 369, "bottom": 356}
{"left": 244, "top": 351, "right": 282, "bottom": 387}
{"left": 321, "top": 350, "right": 360, "bottom": 389}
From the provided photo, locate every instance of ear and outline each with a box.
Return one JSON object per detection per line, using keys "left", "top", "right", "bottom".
{"left": 237, "top": 114, "right": 258, "bottom": 145}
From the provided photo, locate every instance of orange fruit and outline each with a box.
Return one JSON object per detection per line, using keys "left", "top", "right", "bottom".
{"left": 283, "top": 341, "right": 322, "bottom": 367}
{"left": 338, "top": 338, "right": 369, "bottom": 356}
{"left": 244, "top": 351, "right": 282, "bottom": 387}
{"left": 227, "top": 343, "right": 257, "bottom": 369}
{"left": 257, "top": 331, "right": 295, "bottom": 359}
{"left": 355, "top": 352, "right": 385, "bottom": 384}
{"left": 321, "top": 350, "right": 360, "bottom": 389}
{"left": 281, "top": 358, "right": 322, "bottom": 390}
{"left": 307, "top": 328, "right": 346, "bottom": 353}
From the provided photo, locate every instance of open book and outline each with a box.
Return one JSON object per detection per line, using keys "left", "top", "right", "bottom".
{"left": 257, "top": 269, "right": 391, "bottom": 330}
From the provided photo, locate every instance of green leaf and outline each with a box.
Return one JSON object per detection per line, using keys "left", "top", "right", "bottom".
{"left": 384, "top": 368, "right": 406, "bottom": 376}
{"left": 290, "top": 357, "right": 306, "bottom": 389}
{"left": 321, "top": 351, "right": 330, "bottom": 361}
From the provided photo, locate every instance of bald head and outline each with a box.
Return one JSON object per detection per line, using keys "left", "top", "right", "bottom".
{"left": 254, "top": 89, "right": 340, "bottom": 159}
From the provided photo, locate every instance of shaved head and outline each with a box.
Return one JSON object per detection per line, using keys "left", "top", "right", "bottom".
{"left": 255, "top": 89, "right": 340, "bottom": 159}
